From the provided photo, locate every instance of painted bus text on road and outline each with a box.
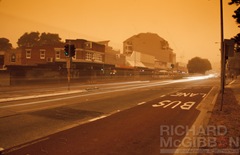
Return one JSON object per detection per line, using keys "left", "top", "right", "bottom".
{"left": 152, "top": 100, "right": 195, "bottom": 110}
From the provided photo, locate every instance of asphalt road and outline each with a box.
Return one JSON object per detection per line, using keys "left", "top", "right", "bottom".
{"left": 0, "top": 76, "right": 220, "bottom": 154}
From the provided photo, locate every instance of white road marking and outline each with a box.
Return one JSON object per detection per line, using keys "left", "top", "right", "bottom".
{"left": 4, "top": 137, "right": 49, "bottom": 154}
{"left": 88, "top": 109, "right": 121, "bottom": 122}
{"left": 88, "top": 115, "right": 107, "bottom": 122}
{"left": 152, "top": 100, "right": 196, "bottom": 110}
{"left": 137, "top": 102, "right": 146, "bottom": 105}
{"left": 228, "top": 80, "right": 236, "bottom": 85}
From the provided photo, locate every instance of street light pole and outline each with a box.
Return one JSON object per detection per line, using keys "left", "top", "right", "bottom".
{"left": 220, "top": 0, "right": 225, "bottom": 110}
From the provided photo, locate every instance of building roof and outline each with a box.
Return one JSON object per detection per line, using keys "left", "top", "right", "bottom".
{"left": 123, "top": 32, "right": 166, "bottom": 43}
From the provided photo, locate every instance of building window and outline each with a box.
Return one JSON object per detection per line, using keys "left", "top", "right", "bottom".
{"left": 40, "top": 49, "right": 46, "bottom": 59}
{"left": 86, "top": 52, "right": 93, "bottom": 61}
{"left": 26, "top": 49, "right": 31, "bottom": 59}
{"left": 93, "top": 53, "right": 103, "bottom": 62}
{"left": 125, "top": 45, "right": 132, "bottom": 50}
{"left": 11, "top": 54, "right": 16, "bottom": 62}
{"left": 55, "top": 51, "right": 60, "bottom": 59}
{"left": 54, "top": 48, "right": 62, "bottom": 59}
{"left": 85, "top": 42, "right": 92, "bottom": 49}
{"left": 124, "top": 44, "right": 133, "bottom": 54}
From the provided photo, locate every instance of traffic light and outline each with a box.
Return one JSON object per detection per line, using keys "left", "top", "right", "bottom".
{"left": 64, "top": 44, "right": 70, "bottom": 56}
{"left": 64, "top": 44, "right": 75, "bottom": 57}
{"left": 70, "top": 44, "right": 76, "bottom": 57}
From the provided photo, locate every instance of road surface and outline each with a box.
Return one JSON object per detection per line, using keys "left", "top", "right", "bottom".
{"left": 0, "top": 76, "right": 219, "bottom": 154}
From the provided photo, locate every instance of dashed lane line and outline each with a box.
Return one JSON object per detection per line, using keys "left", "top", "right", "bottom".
{"left": 137, "top": 102, "right": 146, "bottom": 105}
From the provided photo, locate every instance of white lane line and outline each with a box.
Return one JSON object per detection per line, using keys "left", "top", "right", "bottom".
{"left": 4, "top": 137, "right": 49, "bottom": 154}
{"left": 137, "top": 102, "right": 146, "bottom": 105}
{"left": 88, "top": 109, "right": 121, "bottom": 122}
{"left": 88, "top": 115, "right": 107, "bottom": 122}
{"left": 228, "top": 80, "right": 236, "bottom": 85}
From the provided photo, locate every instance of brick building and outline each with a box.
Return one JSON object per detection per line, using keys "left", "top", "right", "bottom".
{"left": 3, "top": 39, "right": 110, "bottom": 84}
{"left": 4, "top": 44, "right": 64, "bottom": 66}
{"left": 4, "top": 39, "right": 107, "bottom": 67}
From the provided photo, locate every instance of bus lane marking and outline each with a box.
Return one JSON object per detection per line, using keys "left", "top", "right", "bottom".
{"left": 152, "top": 100, "right": 196, "bottom": 110}
{"left": 170, "top": 92, "right": 207, "bottom": 98}
{"left": 152, "top": 88, "right": 210, "bottom": 110}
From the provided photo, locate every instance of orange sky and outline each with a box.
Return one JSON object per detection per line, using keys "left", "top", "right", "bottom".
{"left": 0, "top": 0, "right": 239, "bottom": 64}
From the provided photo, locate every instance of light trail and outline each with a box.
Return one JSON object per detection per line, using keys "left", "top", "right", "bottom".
{"left": 0, "top": 75, "right": 213, "bottom": 108}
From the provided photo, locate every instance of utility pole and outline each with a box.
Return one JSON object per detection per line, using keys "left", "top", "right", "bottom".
{"left": 220, "top": 0, "right": 225, "bottom": 111}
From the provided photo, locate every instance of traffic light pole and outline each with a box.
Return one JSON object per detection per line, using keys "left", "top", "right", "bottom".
{"left": 64, "top": 42, "right": 75, "bottom": 91}
{"left": 66, "top": 41, "right": 71, "bottom": 91}
{"left": 67, "top": 57, "right": 71, "bottom": 91}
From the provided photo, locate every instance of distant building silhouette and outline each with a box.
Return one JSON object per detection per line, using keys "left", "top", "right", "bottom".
{"left": 123, "top": 32, "right": 176, "bottom": 70}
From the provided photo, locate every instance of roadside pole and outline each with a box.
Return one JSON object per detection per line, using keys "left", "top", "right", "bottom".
{"left": 67, "top": 57, "right": 71, "bottom": 91}
{"left": 64, "top": 42, "right": 75, "bottom": 91}
{"left": 220, "top": 0, "right": 224, "bottom": 111}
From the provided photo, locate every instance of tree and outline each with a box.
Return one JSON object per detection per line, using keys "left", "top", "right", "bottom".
{"left": 39, "top": 32, "right": 62, "bottom": 46}
{"left": 233, "top": 7, "right": 240, "bottom": 25}
{"left": 0, "top": 38, "right": 12, "bottom": 51}
{"left": 187, "top": 57, "right": 212, "bottom": 74}
{"left": 229, "top": 0, "right": 240, "bottom": 26}
{"left": 229, "top": 0, "right": 240, "bottom": 5}
{"left": 229, "top": 1, "right": 240, "bottom": 52}
{"left": 231, "top": 33, "right": 240, "bottom": 52}
{"left": 17, "top": 32, "right": 40, "bottom": 47}
{"left": 17, "top": 32, "right": 63, "bottom": 47}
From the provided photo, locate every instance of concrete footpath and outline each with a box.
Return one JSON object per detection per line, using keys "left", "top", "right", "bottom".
{"left": 175, "top": 78, "right": 240, "bottom": 155}
{"left": 200, "top": 78, "right": 240, "bottom": 155}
